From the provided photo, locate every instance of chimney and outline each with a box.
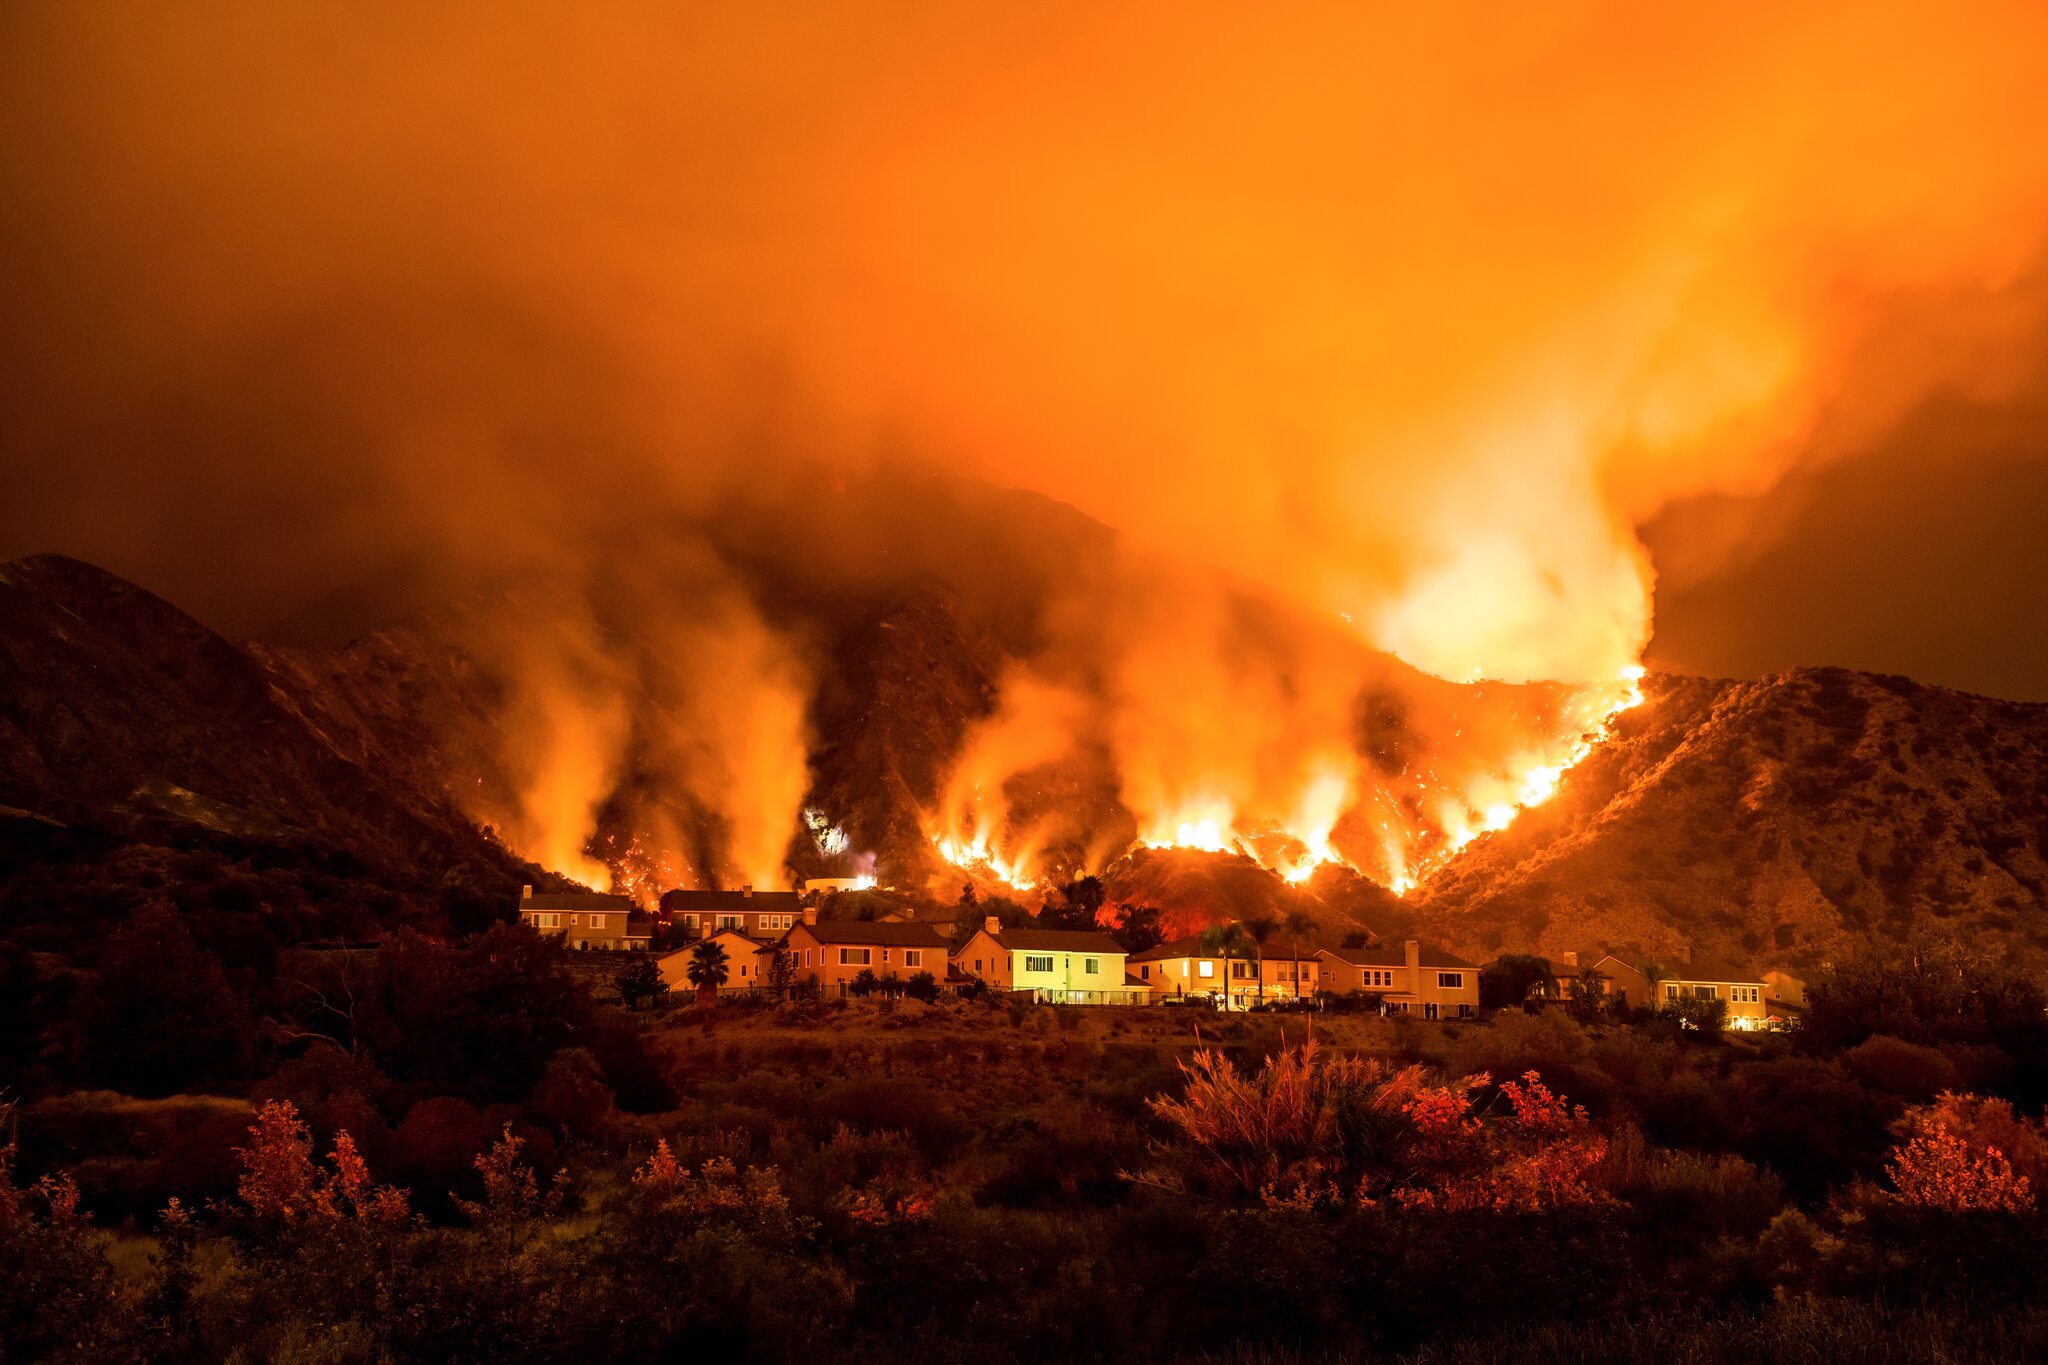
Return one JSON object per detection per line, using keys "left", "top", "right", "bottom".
{"left": 803, "top": 906, "right": 818, "bottom": 927}
{"left": 1563, "top": 950, "right": 1578, "bottom": 969}
{"left": 1405, "top": 939, "right": 1421, "bottom": 976}
{"left": 985, "top": 915, "right": 1002, "bottom": 938}
{"left": 742, "top": 884, "right": 753, "bottom": 898}
{"left": 521, "top": 885, "right": 533, "bottom": 900}
{"left": 1679, "top": 943, "right": 1693, "bottom": 965}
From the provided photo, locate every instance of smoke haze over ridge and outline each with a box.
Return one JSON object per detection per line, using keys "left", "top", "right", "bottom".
{"left": 5, "top": 1, "right": 2048, "bottom": 886}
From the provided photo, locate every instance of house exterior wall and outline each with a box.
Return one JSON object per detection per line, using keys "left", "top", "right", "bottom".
{"left": 1655, "top": 976, "right": 1769, "bottom": 1027}
{"left": 954, "top": 931, "right": 1137, "bottom": 1001}
{"left": 520, "top": 906, "right": 633, "bottom": 950}
{"left": 1315, "top": 947, "right": 1478, "bottom": 1019}
{"left": 784, "top": 926, "right": 940, "bottom": 991}
{"left": 658, "top": 931, "right": 767, "bottom": 992}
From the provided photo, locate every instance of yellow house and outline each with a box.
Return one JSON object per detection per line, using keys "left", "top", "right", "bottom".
{"left": 1316, "top": 940, "right": 1479, "bottom": 1020}
{"left": 1580, "top": 952, "right": 1768, "bottom": 1028}
{"left": 517, "top": 887, "right": 642, "bottom": 951}
{"left": 951, "top": 918, "right": 1142, "bottom": 1003}
{"left": 656, "top": 928, "right": 770, "bottom": 994}
{"left": 783, "top": 911, "right": 948, "bottom": 994}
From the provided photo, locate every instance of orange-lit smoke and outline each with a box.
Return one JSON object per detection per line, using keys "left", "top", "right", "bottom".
{"left": 7, "top": 3, "right": 2048, "bottom": 891}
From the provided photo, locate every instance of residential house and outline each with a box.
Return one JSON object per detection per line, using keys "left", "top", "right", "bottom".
{"left": 1257, "top": 942, "right": 1322, "bottom": 999}
{"left": 1316, "top": 940, "right": 1479, "bottom": 1019}
{"left": 782, "top": 909, "right": 948, "bottom": 994}
{"left": 517, "top": 887, "right": 642, "bottom": 950}
{"left": 1129, "top": 933, "right": 1265, "bottom": 1008}
{"left": 660, "top": 887, "right": 803, "bottom": 942}
{"left": 656, "top": 928, "right": 770, "bottom": 995}
{"left": 1587, "top": 951, "right": 1770, "bottom": 1029}
{"left": 951, "top": 918, "right": 1142, "bottom": 1003}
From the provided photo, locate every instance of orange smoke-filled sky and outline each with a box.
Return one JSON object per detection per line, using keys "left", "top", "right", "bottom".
{"left": 3, "top": 1, "right": 2047, "bottom": 692}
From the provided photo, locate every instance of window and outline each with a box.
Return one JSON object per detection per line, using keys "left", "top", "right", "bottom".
{"left": 803, "top": 949, "right": 812, "bottom": 967}
{"left": 590, "top": 914, "right": 607, "bottom": 931}
{"left": 1141, "top": 965, "right": 1150, "bottom": 979}
{"left": 1083, "top": 958, "right": 1099, "bottom": 975}
{"left": 1024, "top": 955, "right": 1054, "bottom": 973}
{"left": 904, "top": 950, "right": 922, "bottom": 968}
{"left": 1232, "top": 961, "right": 1249, "bottom": 979}
{"left": 1665, "top": 983, "right": 1681, "bottom": 1000}
{"left": 1198, "top": 961, "right": 1214, "bottom": 978}
{"left": 973, "top": 959, "right": 981, "bottom": 972}
{"left": 738, "top": 964, "right": 747, "bottom": 977}
{"left": 1437, "top": 972, "right": 1463, "bottom": 989}
{"left": 529, "top": 912, "right": 560, "bottom": 929}
{"left": 839, "top": 948, "right": 871, "bottom": 966}
{"left": 1693, "top": 985, "right": 1718, "bottom": 1000}
{"left": 881, "top": 949, "right": 890, "bottom": 963}
{"left": 717, "top": 914, "right": 742, "bottom": 931}
{"left": 570, "top": 913, "right": 581, "bottom": 926}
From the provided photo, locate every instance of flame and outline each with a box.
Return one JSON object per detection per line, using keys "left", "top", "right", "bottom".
{"left": 1064, "top": 665, "right": 1649, "bottom": 896}
{"left": 930, "top": 826, "right": 1038, "bottom": 891}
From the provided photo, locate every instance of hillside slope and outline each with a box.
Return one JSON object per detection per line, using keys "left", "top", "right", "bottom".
{"left": 0, "top": 554, "right": 528, "bottom": 889}
{"left": 1415, "top": 668, "right": 2048, "bottom": 972}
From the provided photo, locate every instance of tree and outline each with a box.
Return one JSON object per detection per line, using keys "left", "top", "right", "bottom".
{"left": 765, "top": 943, "right": 796, "bottom": 996}
{"left": 685, "top": 939, "right": 729, "bottom": 1006}
{"left": 1111, "top": 902, "right": 1164, "bottom": 955}
{"left": 904, "top": 971, "right": 940, "bottom": 1003}
{"left": 1641, "top": 962, "right": 1673, "bottom": 1013}
{"left": 1197, "top": 922, "right": 1254, "bottom": 1009}
{"left": 1282, "top": 909, "right": 1317, "bottom": 1000}
{"left": 1040, "top": 876, "right": 1107, "bottom": 931}
{"left": 1242, "top": 916, "right": 1278, "bottom": 1002}
{"left": 1667, "top": 994, "right": 1727, "bottom": 1038}
{"left": 615, "top": 955, "right": 666, "bottom": 1011}
{"left": 74, "top": 901, "right": 252, "bottom": 1095}
{"left": 1480, "top": 954, "right": 1553, "bottom": 1011}
{"left": 951, "top": 893, "right": 1028, "bottom": 950}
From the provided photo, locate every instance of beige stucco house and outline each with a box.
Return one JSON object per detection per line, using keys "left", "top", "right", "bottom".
{"left": 517, "top": 888, "right": 643, "bottom": 950}
{"left": 782, "top": 911, "right": 948, "bottom": 994}
{"left": 1316, "top": 940, "right": 1479, "bottom": 1019}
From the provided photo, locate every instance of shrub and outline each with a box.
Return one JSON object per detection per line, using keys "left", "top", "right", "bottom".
{"left": 1841, "top": 1035, "right": 1960, "bottom": 1099}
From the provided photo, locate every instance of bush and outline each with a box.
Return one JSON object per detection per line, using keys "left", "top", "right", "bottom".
{"left": 1842, "top": 1035, "right": 1960, "bottom": 1099}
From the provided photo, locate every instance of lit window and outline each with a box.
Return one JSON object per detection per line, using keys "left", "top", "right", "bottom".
{"left": 1198, "top": 961, "right": 1214, "bottom": 978}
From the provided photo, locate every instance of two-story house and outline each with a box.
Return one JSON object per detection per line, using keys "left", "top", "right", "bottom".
{"left": 1316, "top": 940, "right": 1479, "bottom": 1019}
{"left": 781, "top": 910, "right": 948, "bottom": 995}
{"left": 659, "top": 887, "right": 803, "bottom": 943}
{"left": 1128, "top": 932, "right": 1267, "bottom": 1008}
{"left": 951, "top": 918, "right": 1142, "bottom": 1003}
{"left": 517, "top": 887, "right": 643, "bottom": 951}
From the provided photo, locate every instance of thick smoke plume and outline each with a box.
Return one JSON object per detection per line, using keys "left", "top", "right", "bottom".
{"left": 5, "top": 2, "right": 2048, "bottom": 887}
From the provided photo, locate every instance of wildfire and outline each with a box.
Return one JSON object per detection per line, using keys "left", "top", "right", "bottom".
{"left": 1117, "top": 666, "right": 1647, "bottom": 896}
{"left": 930, "top": 828, "right": 1038, "bottom": 892}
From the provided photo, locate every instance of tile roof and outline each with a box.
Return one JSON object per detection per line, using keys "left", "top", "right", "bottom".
{"left": 795, "top": 920, "right": 949, "bottom": 948}
{"left": 521, "top": 892, "right": 635, "bottom": 910}
{"left": 987, "top": 927, "right": 1127, "bottom": 954}
{"left": 661, "top": 889, "right": 803, "bottom": 915}
{"left": 1318, "top": 944, "right": 1477, "bottom": 970}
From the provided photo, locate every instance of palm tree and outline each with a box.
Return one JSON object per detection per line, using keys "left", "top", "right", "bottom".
{"left": 1196, "top": 922, "right": 1254, "bottom": 1010}
{"left": 1282, "top": 909, "right": 1318, "bottom": 1002}
{"left": 686, "top": 939, "right": 729, "bottom": 1007}
{"left": 1244, "top": 915, "right": 1278, "bottom": 1003}
{"left": 1641, "top": 962, "right": 1672, "bottom": 1013}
